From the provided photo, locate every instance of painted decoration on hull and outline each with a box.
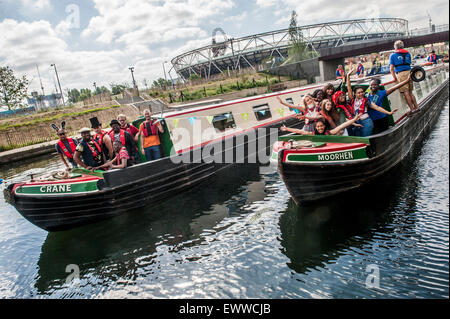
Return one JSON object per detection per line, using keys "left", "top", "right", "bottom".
{"left": 14, "top": 178, "right": 100, "bottom": 196}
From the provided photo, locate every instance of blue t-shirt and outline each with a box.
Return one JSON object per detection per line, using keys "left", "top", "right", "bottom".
{"left": 427, "top": 54, "right": 439, "bottom": 64}
{"left": 367, "top": 89, "right": 388, "bottom": 120}
{"left": 356, "top": 65, "right": 364, "bottom": 75}
{"left": 389, "top": 51, "right": 411, "bottom": 73}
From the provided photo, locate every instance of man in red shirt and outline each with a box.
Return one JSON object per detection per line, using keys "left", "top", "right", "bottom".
{"left": 117, "top": 114, "right": 139, "bottom": 141}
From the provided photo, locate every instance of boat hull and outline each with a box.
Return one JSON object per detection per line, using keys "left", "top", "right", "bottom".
{"left": 278, "top": 78, "right": 449, "bottom": 204}
{"left": 5, "top": 116, "right": 299, "bottom": 231}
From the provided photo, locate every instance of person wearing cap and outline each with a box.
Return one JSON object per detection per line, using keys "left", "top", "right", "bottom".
{"left": 427, "top": 50, "right": 439, "bottom": 64}
{"left": 389, "top": 40, "right": 419, "bottom": 114}
{"left": 90, "top": 117, "right": 113, "bottom": 160}
{"left": 53, "top": 122, "right": 78, "bottom": 171}
{"left": 108, "top": 119, "right": 137, "bottom": 165}
{"left": 74, "top": 127, "right": 105, "bottom": 170}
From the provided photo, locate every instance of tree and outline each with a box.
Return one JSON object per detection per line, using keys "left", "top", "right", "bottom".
{"left": 67, "top": 88, "right": 80, "bottom": 103}
{"left": 151, "top": 78, "right": 172, "bottom": 90}
{"left": 286, "top": 10, "right": 318, "bottom": 64}
{"left": 110, "top": 82, "right": 127, "bottom": 95}
{"left": 0, "top": 66, "right": 29, "bottom": 110}
{"left": 94, "top": 86, "right": 109, "bottom": 95}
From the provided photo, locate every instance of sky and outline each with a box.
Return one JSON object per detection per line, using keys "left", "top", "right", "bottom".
{"left": 0, "top": 0, "right": 448, "bottom": 96}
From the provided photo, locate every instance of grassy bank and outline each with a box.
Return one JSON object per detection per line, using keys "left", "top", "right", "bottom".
{"left": 0, "top": 104, "right": 120, "bottom": 131}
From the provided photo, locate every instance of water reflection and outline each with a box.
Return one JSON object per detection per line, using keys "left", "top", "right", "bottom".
{"left": 35, "top": 164, "right": 264, "bottom": 294}
{"left": 278, "top": 147, "right": 423, "bottom": 275}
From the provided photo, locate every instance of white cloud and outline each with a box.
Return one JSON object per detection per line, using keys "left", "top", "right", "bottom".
{"left": 0, "top": 19, "right": 125, "bottom": 94}
{"left": 255, "top": 0, "right": 277, "bottom": 8}
{"left": 82, "top": 0, "right": 234, "bottom": 46}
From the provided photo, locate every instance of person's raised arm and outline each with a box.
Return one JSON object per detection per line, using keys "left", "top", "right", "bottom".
{"left": 386, "top": 72, "right": 412, "bottom": 96}
{"left": 329, "top": 114, "right": 362, "bottom": 135}
{"left": 280, "top": 125, "right": 312, "bottom": 135}
{"left": 369, "top": 102, "right": 398, "bottom": 115}
{"left": 276, "top": 96, "right": 305, "bottom": 112}
{"left": 157, "top": 121, "right": 164, "bottom": 133}
{"left": 347, "top": 67, "right": 355, "bottom": 100}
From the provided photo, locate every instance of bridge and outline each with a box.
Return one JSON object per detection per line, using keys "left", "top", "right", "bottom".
{"left": 317, "top": 24, "right": 449, "bottom": 80}
{"left": 170, "top": 18, "right": 409, "bottom": 80}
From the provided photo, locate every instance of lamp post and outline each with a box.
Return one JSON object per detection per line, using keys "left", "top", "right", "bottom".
{"left": 50, "top": 63, "right": 65, "bottom": 106}
{"left": 129, "top": 67, "right": 137, "bottom": 89}
{"left": 93, "top": 82, "right": 97, "bottom": 94}
{"left": 162, "top": 61, "right": 170, "bottom": 91}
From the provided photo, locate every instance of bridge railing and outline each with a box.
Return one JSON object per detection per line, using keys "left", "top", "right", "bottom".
{"left": 409, "top": 24, "right": 449, "bottom": 36}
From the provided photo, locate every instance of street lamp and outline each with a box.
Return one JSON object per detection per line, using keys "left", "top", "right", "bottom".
{"left": 129, "top": 67, "right": 137, "bottom": 89}
{"left": 50, "top": 63, "right": 65, "bottom": 106}
{"left": 162, "top": 61, "right": 168, "bottom": 82}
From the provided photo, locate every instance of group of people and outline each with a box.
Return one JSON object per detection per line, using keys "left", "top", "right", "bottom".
{"left": 278, "top": 40, "right": 425, "bottom": 137}
{"left": 54, "top": 109, "right": 165, "bottom": 172}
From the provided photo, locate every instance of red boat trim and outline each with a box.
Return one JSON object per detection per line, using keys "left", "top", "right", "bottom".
{"left": 165, "top": 85, "right": 323, "bottom": 118}
{"left": 282, "top": 143, "right": 367, "bottom": 162}
{"left": 12, "top": 176, "right": 101, "bottom": 193}
{"left": 18, "top": 176, "right": 101, "bottom": 186}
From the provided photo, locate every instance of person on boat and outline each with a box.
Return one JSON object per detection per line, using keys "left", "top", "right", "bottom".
{"left": 427, "top": 50, "right": 439, "bottom": 64}
{"left": 366, "top": 74, "right": 412, "bottom": 134}
{"left": 389, "top": 40, "right": 419, "bottom": 114}
{"left": 52, "top": 121, "right": 78, "bottom": 171}
{"left": 74, "top": 127, "right": 104, "bottom": 170}
{"left": 109, "top": 119, "right": 138, "bottom": 165}
{"left": 356, "top": 62, "right": 364, "bottom": 78}
{"left": 322, "top": 83, "right": 335, "bottom": 104}
{"left": 117, "top": 114, "right": 139, "bottom": 141}
{"left": 138, "top": 109, "right": 164, "bottom": 161}
{"left": 336, "top": 65, "right": 345, "bottom": 80}
{"left": 312, "top": 89, "right": 325, "bottom": 104}
{"left": 90, "top": 117, "right": 113, "bottom": 160}
{"left": 280, "top": 114, "right": 362, "bottom": 136}
{"left": 93, "top": 141, "right": 132, "bottom": 170}
{"left": 346, "top": 67, "right": 398, "bottom": 137}
{"left": 319, "top": 99, "right": 341, "bottom": 131}
{"left": 332, "top": 90, "right": 362, "bottom": 136}
{"left": 298, "top": 95, "right": 320, "bottom": 132}
{"left": 276, "top": 96, "right": 303, "bottom": 115}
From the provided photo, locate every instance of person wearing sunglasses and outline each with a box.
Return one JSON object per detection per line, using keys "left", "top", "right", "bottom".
{"left": 54, "top": 124, "right": 79, "bottom": 171}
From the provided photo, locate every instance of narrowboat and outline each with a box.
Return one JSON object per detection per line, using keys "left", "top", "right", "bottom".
{"left": 4, "top": 80, "right": 330, "bottom": 231}
{"left": 275, "top": 64, "right": 449, "bottom": 204}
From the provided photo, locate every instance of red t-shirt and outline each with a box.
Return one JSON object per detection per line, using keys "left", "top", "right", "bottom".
{"left": 116, "top": 147, "right": 130, "bottom": 166}
{"left": 120, "top": 124, "right": 139, "bottom": 137}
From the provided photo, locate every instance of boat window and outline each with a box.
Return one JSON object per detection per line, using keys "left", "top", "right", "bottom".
{"left": 212, "top": 112, "right": 236, "bottom": 132}
{"left": 253, "top": 104, "right": 272, "bottom": 121}
{"left": 285, "top": 98, "right": 294, "bottom": 104}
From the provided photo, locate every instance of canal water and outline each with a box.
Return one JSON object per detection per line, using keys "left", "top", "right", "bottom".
{"left": 0, "top": 102, "right": 448, "bottom": 299}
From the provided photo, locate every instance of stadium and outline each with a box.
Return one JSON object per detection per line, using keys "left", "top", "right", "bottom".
{"left": 170, "top": 18, "right": 409, "bottom": 80}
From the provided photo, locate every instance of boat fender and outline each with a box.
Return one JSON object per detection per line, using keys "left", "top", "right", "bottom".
{"left": 411, "top": 66, "right": 426, "bottom": 82}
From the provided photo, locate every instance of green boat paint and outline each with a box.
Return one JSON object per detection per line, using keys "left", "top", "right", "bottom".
{"left": 285, "top": 146, "right": 368, "bottom": 163}
{"left": 15, "top": 180, "right": 100, "bottom": 196}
